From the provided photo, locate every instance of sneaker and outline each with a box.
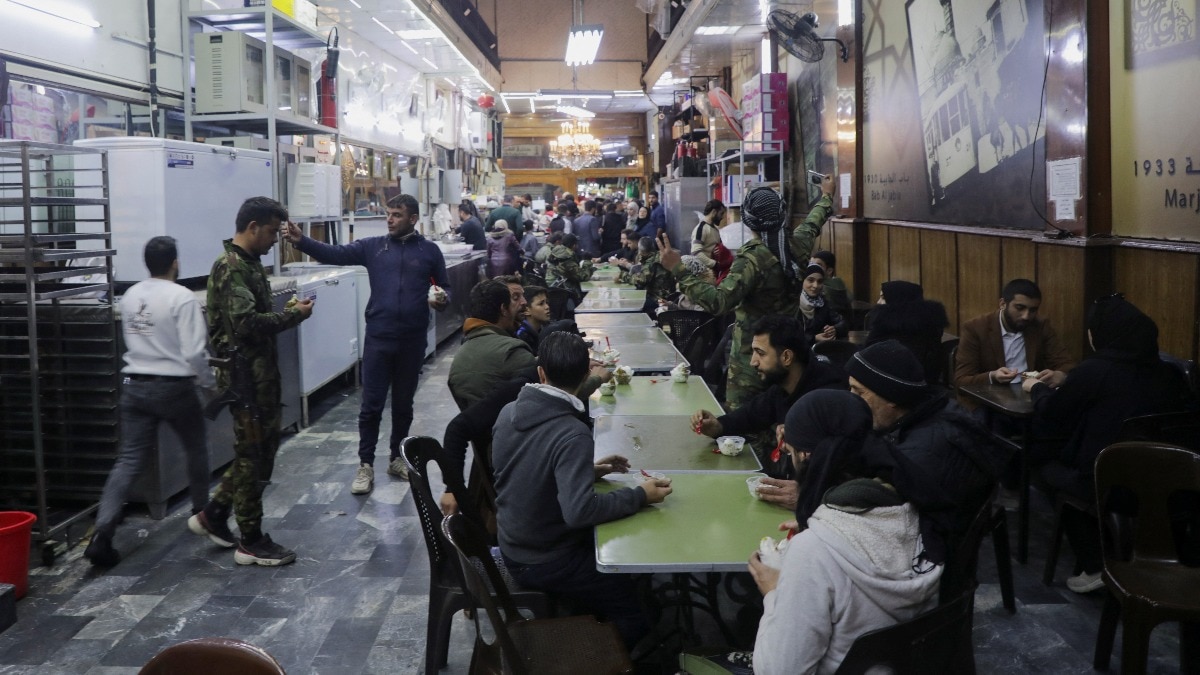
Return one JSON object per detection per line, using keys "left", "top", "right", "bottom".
{"left": 387, "top": 457, "right": 409, "bottom": 480}
{"left": 351, "top": 464, "right": 375, "bottom": 494}
{"left": 188, "top": 510, "right": 237, "bottom": 548}
{"left": 234, "top": 534, "right": 296, "bottom": 566}
{"left": 1066, "top": 570, "right": 1105, "bottom": 594}
{"left": 84, "top": 532, "right": 120, "bottom": 567}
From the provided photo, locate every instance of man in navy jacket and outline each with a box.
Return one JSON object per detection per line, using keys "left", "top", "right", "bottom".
{"left": 285, "top": 194, "right": 448, "bottom": 495}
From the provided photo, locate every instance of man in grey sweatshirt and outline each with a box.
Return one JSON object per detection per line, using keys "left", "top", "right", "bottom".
{"left": 492, "top": 331, "right": 673, "bottom": 649}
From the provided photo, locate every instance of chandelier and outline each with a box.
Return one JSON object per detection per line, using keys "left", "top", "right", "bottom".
{"left": 548, "top": 119, "right": 602, "bottom": 170}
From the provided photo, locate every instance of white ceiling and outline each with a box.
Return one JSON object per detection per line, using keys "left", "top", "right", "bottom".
{"left": 309, "top": 0, "right": 832, "bottom": 113}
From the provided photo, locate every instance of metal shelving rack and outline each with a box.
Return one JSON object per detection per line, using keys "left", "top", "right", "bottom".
{"left": 706, "top": 140, "right": 785, "bottom": 208}
{"left": 182, "top": 4, "right": 341, "bottom": 263}
{"left": 0, "top": 141, "right": 118, "bottom": 560}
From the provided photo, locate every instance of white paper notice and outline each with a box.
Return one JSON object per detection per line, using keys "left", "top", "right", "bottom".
{"left": 839, "top": 173, "right": 851, "bottom": 209}
{"left": 1047, "top": 158, "right": 1081, "bottom": 201}
{"left": 1054, "top": 200, "right": 1076, "bottom": 222}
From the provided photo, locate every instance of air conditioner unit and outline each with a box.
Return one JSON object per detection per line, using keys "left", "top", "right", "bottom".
{"left": 467, "top": 111, "right": 487, "bottom": 152}
{"left": 195, "top": 32, "right": 267, "bottom": 114}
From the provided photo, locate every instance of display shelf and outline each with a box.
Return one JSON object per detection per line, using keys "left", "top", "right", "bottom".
{"left": 187, "top": 112, "right": 337, "bottom": 138}
{"left": 706, "top": 140, "right": 785, "bottom": 206}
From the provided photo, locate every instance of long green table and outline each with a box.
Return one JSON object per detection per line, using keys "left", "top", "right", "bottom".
{"left": 576, "top": 293, "right": 646, "bottom": 313}
{"left": 576, "top": 313, "right": 655, "bottom": 328}
{"left": 596, "top": 341, "right": 686, "bottom": 374}
{"left": 594, "top": 472, "right": 789, "bottom": 572}
{"left": 584, "top": 326, "right": 673, "bottom": 346}
{"left": 587, "top": 264, "right": 623, "bottom": 285}
{"left": 589, "top": 376, "right": 722, "bottom": 418}
{"left": 593, "top": 415, "right": 760, "bottom": 472}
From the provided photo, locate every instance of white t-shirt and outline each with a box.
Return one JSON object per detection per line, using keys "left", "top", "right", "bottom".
{"left": 119, "top": 278, "right": 215, "bottom": 389}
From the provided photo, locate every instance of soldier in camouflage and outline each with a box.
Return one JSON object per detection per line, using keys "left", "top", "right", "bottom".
{"left": 657, "top": 178, "right": 836, "bottom": 410}
{"left": 545, "top": 232, "right": 595, "bottom": 299}
{"left": 630, "top": 236, "right": 677, "bottom": 312}
{"left": 188, "top": 196, "right": 312, "bottom": 567}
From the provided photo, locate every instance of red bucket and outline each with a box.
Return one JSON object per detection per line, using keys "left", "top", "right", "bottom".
{"left": 0, "top": 512, "right": 36, "bottom": 599}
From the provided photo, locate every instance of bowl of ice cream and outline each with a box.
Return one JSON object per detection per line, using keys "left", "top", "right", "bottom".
{"left": 613, "top": 365, "right": 634, "bottom": 385}
{"left": 716, "top": 436, "right": 746, "bottom": 457}
{"left": 757, "top": 535, "right": 790, "bottom": 569}
{"left": 598, "top": 381, "right": 617, "bottom": 397}
{"left": 671, "top": 362, "right": 690, "bottom": 383}
{"left": 746, "top": 475, "right": 764, "bottom": 500}
{"left": 601, "top": 348, "right": 620, "bottom": 366}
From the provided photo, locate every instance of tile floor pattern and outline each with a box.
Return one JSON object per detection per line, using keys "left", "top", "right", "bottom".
{"left": 0, "top": 341, "right": 1184, "bottom": 674}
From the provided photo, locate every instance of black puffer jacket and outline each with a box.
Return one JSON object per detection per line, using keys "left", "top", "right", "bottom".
{"left": 862, "top": 392, "right": 1009, "bottom": 564}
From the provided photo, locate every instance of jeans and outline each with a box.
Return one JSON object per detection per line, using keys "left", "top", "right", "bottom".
{"left": 96, "top": 377, "right": 208, "bottom": 537}
{"left": 503, "top": 544, "right": 649, "bottom": 650}
{"left": 358, "top": 332, "right": 427, "bottom": 465}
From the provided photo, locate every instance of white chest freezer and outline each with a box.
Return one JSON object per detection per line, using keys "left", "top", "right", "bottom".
{"left": 74, "top": 138, "right": 274, "bottom": 283}
{"left": 289, "top": 267, "right": 359, "bottom": 396}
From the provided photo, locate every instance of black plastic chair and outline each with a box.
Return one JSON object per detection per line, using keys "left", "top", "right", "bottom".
{"left": 545, "top": 287, "right": 573, "bottom": 321}
{"left": 441, "top": 513, "right": 634, "bottom": 675}
{"left": 1043, "top": 411, "right": 1200, "bottom": 586}
{"left": 1160, "top": 351, "right": 1199, "bottom": 402}
{"left": 400, "top": 437, "right": 550, "bottom": 675}
{"left": 680, "top": 317, "right": 725, "bottom": 383}
{"left": 812, "top": 339, "right": 859, "bottom": 372}
{"left": 1092, "top": 442, "right": 1200, "bottom": 675}
{"left": 941, "top": 488, "right": 1015, "bottom": 616}
{"left": 656, "top": 309, "right": 715, "bottom": 350}
{"left": 832, "top": 584, "right": 978, "bottom": 675}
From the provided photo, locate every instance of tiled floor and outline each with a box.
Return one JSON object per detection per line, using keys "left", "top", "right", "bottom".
{"left": 0, "top": 340, "right": 1184, "bottom": 674}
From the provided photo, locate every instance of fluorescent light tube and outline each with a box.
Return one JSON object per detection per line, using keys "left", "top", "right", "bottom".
{"left": 8, "top": 0, "right": 100, "bottom": 28}
{"left": 565, "top": 24, "right": 603, "bottom": 66}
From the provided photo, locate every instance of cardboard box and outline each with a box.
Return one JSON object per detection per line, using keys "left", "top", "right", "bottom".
{"left": 740, "top": 73, "right": 790, "bottom": 151}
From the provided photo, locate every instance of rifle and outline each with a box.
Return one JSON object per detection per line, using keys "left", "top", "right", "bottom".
{"left": 204, "top": 348, "right": 270, "bottom": 490}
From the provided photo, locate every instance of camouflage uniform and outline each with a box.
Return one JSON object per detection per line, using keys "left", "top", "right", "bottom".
{"left": 631, "top": 251, "right": 677, "bottom": 307}
{"left": 673, "top": 194, "right": 833, "bottom": 410}
{"left": 206, "top": 239, "right": 305, "bottom": 539}
{"left": 545, "top": 244, "right": 595, "bottom": 297}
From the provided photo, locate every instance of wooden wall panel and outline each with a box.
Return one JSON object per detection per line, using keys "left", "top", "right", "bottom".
{"left": 888, "top": 227, "right": 921, "bottom": 286}
{"left": 1036, "top": 245, "right": 1087, "bottom": 363}
{"left": 920, "top": 230, "right": 959, "bottom": 334}
{"left": 832, "top": 221, "right": 857, "bottom": 300}
{"left": 956, "top": 234, "right": 1003, "bottom": 329}
{"left": 868, "top": 224, "right": 890, "bottom": 303}
{"left": 1002, "top": 238, "right": 1036, "bottom": 284}
{"left": 1113, "top": 248, "right": 1199, "bottom": 361}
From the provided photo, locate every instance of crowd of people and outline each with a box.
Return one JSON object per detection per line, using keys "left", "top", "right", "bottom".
{"left": 86, "top": 184, "right": 1197, "bottom": 674}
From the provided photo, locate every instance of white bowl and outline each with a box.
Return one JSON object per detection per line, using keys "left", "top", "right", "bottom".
{"left": 598, "top": 382, "right": 616, "bottom": 396}
{"left": 716, "top": 435, "right": 745, "bottom": 456}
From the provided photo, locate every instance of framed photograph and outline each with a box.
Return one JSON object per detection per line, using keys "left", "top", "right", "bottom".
{"left": 1126, "top": 0, "right": 1199, "bottom": 69}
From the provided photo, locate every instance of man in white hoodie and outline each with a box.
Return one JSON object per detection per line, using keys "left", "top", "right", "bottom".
{"left": 748, "top": 476, "right": 942, "bottom": 675}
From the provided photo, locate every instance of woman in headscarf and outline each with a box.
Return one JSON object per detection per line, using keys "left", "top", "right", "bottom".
{"left": 865, "top": 279, "right": 950, "bottom": 382}
{"left": 1022, "top": 294, "right": 1192, "bottom": 593}
{"left": 656, "top": 182, "right": 836, "bottom": 409}
{"left": 796, "top": 263, "right": 847, "bottom": 344}
{"left": 633, "top": 205, "right": 656, "bottom": 239}
{"left": 485, "top": 220, "right": 521, "bottom": 277}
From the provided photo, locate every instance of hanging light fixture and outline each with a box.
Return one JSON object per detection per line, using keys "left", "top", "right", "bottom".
{"left": 548, "top": 119, "right": 602, "bottom": 170}
{"left": 564, "top": 0, "right": 602, "bottom": 66}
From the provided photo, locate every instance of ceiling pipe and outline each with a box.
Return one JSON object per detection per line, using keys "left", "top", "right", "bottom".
{"left": 642, "top": 0, "right": 724, "bottom": 93}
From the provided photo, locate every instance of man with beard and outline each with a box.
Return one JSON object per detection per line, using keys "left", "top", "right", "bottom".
{"left": 954, "top": 278, "right": 1075, "bottom": 412}
{"left": 691, "top": 315, "right": 846, "bottom": 490}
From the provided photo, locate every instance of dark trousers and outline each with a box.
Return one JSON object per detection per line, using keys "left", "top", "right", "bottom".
{"left": 504, "top": 544, "right": 649, "bottom": 650}
{"left": 358, "top": 332, "right": 427, "bottom": 465}
{"left": 1042, "top": 460, "right": 1103, "bottom": 574}
{"left": 98, "top": 378, "right": 208, "bottom": 537}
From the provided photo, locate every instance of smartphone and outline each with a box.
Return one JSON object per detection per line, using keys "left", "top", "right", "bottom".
{"left": 807, "top": 170, "right": 827, "bottom": 186}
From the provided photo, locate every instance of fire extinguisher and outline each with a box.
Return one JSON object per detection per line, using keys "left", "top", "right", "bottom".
{"left": 317, "top": 27, "right": 339, "bottom": 128}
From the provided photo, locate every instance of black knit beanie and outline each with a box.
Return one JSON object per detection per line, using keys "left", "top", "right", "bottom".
{"left": 845, "top": 339, "right": 930, "bottom": 407}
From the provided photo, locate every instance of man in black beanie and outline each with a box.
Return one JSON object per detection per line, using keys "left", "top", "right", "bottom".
{"left": 847, "top": 340, "right": 1008, "bottom": 565}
